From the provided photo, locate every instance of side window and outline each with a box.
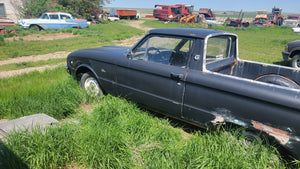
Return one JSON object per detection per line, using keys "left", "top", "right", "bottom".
{"left": 49, "top": 14, "right": 59, "bottom": 19}
{"left": 41, "top": 14, "right": 49, "bottom": 19}
{"left": 60, "top": 14, "right": 71, "bottom": 20}
{"left": 131, "top": 36, "right": 193, "bottom": 68}
{"left": 206, "top": 36, "right": 232, "bottom": 63}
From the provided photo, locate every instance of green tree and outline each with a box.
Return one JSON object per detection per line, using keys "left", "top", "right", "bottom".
{"left": 21, "top": 0, "right": 113, "bottom": 18}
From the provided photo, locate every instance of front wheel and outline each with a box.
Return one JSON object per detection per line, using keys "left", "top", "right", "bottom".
{"left": 80, "top": 72, "right": 103, "bottom": 96}
{"left": 291, "top": 54, "right": 300, "bottom": 69}
{"left": 29, "top": 25, "right": 41, "bottom": 31}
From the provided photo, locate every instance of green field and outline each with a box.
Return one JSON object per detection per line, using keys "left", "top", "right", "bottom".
{"left": 1, "top": 20, "right": 300, "bottom": 168}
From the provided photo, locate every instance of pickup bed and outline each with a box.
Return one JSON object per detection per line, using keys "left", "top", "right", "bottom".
{"left": 66, "top": 28, "right": 300, "bottom": 159}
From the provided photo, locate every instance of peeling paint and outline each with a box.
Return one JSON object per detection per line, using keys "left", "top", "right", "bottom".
{"left": 252, "top": 120, "right": 290, "bottom": 145}
{"left": 211, "top": 115, "right": 225, "bottom": 125}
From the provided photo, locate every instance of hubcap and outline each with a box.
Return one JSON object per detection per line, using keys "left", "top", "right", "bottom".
{"left": 84, "top": 77, "right": 100, "bottom": 95}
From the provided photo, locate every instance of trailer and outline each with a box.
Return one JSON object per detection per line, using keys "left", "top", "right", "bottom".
{"left": 109, "top": 9, "right": 139, "bottom": 20}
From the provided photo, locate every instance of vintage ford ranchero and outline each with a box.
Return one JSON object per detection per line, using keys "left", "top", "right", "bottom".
{"left": 66, "top": 28, "right": 300, "bottom": 159}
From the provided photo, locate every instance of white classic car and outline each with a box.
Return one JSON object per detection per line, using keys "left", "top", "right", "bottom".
{"left": 292, "top": 24, "right": 300, "bottom": 33}
{"left": 18, "top": 12, "right": 89, "bottom": 30}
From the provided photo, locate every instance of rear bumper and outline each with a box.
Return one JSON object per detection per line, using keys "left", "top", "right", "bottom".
{"left": 282, "top": 51, "right": 290, "bottom": 61}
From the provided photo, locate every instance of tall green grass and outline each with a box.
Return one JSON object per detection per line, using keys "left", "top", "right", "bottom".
{"left": 1, "top": 95, "right": 287, "bottom": 168}
{"left": 0, "top": 21, "right": 144, "bottom": 60}
{"left": 0, "top": 66, "right": 90, "bottom": 119}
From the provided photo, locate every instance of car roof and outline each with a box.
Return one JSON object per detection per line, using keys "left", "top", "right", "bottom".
{"left": 147, "top": 28, "right": 237, "bottom": 39}
{"left": 44, "top": 12, "right": 71, "bottom": 16}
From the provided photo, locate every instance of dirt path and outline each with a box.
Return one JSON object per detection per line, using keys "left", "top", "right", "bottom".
{"left": 0, "top": 21, "right": 152, "bottom": 78}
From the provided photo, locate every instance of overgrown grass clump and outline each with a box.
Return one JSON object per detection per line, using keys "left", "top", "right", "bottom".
{"left": 1, "top": 95, "right": 286, "bottom": 168}
{"left": 0, "top": 67, "right": 89, "bottom": 119}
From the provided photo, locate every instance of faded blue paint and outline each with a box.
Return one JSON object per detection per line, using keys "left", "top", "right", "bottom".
{"left": 18, "top": 12, "right": 89, "bottom": 30}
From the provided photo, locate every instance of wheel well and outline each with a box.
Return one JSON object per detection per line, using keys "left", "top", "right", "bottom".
{"left": 29, "top": 24, "right": 42, "bottom": 30}
{"left": 290, "top": 50, "right": 300, "bottom": 58}
{"left": 75, "top": 67, "right": 93, "bottom": 81}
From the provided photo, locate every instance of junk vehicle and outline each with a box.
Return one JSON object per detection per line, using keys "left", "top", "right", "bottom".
{"left": 87, "top": 6, "right": 108, "bottom": 23}
{"left": 282, "top": 40, "right": 300, "bottom": 69}
{"left": 292, "top": 24, "right": 300, "bottom": 33}
{"left": 252, "top": 10, "right": 270, "bottom": 26}
{"left": 18, "top": 12, "right": 88, "bottom": 30}
{"left": 198, "top": 8, "right": 216, "bottom": 20}
{"left": 153, "top": 4, "right": 197, "bottom": 23}
{"left": 267, "top": 7, "right": 284, "bottom": 26}
{"left": 66, "top": 28, "right": 300, "bottom": 160}
{"left": 226, "top": 10, "right": 249, "bottom": 27}
{"left": 282, "top": 15, "right": 300, "bottom": 28}
{"left": 109, "top": 9, "right": 139, "bottom": 20}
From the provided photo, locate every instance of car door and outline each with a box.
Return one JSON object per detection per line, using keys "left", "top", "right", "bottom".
{"left": 115, "top": 35, "right": 194, "bottom": 117}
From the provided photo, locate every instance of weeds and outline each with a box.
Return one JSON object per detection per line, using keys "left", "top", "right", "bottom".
{"left": 1, "top": 95, "right": 286, "bottom": 168}
{"left": 0, "top": 67, "right": 91, "bottom": 119}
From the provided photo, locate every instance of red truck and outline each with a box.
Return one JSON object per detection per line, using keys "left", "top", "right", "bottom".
{"left": 109, "top": 9, "right": 140, "bottom": 20}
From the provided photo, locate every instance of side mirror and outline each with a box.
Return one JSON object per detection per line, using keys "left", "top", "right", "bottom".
{"left": 126, "top": 51, "right": 133, "bottom": 59}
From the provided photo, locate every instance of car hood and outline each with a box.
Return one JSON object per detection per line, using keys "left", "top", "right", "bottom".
{"left": 69, "top": 46, "right": 131, "bottom": 60}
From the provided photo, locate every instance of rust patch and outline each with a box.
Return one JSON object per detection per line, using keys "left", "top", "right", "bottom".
{"left": 229, "top": 59, "right": 238, "bottom": 75}
{"left": 252, "top": 120, "right": 289, "bottom": 145}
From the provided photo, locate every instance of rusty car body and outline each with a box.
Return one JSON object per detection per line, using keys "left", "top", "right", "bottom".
{"left": 66, "top": 28, "right": 300, "bottom": 159}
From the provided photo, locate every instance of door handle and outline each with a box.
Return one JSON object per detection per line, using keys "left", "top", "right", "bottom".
{"left": 170, "top": 73, "right": 183, "bottom": 80}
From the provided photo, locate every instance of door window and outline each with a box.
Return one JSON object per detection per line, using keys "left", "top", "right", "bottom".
{"left": 60, "top": 14, "right": 71, "bottom": 20}
{"left": 49, "top": 14, "right": 59, "bottom": 19}
{"left": 131, "top": 36, "right": 193, "bottom": 68}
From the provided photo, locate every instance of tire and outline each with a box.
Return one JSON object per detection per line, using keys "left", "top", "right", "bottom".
{"left": 29, "top": 25, "right": 41, "bottom": 31}
{"left": 291, "top": 54, "right": 300, "bottom": 69}
{"left": 80, "top": 72, "right": 103, "bottom": 96}
{"left": 243, "top": 131, "right": 261, "bottom": 146}
{"left": 255, "top": 74, "right": 300, "bottom": 89}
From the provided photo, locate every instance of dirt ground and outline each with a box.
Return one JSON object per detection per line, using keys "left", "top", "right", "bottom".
{"left": 0, "top": 21, "right": 150, "bottom": 78}
{"left": 5, "top": 32, "right": 79, "bottom": 41}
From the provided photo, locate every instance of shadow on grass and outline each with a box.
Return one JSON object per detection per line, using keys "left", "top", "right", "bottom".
{"left": 0, "top": 141, "right": 29, "bottom": 169}
{"left": 273, "top": 60, "right": 291, "bottom": 67}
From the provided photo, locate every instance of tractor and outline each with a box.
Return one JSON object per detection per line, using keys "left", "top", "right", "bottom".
{"left": 267, "top": 7, "right": 284, "bottom": 26}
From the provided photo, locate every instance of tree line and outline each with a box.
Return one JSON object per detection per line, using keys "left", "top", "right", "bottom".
{"left": 20, "top": 0, "right": 113, "bottom": 18}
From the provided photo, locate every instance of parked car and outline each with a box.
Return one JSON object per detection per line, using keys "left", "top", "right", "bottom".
{"left": 18, "top": 12, "right": 88, "bottom": 30}
{"left": 107, "top": 16, "right": 120, "bottom": 21}
{"left": 292, "top": 24, "right": 300, "bottom": 33}
{"left": 66, "top": 28, "right": 300, "bottom": 160}
{"left": 282, "top": 40, "right": 300, "bottom": 69}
